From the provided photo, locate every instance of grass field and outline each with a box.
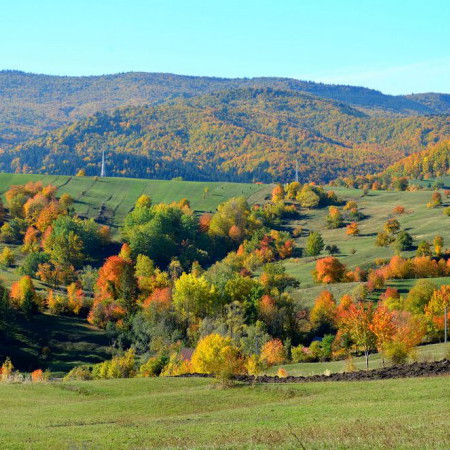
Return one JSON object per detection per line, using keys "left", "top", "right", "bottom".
{"left": 271, "top": 342, "right": 450, "bottom": 377}
{"left": 0, "top": 173, "right": 269, "bottom": 233}
{"left": 0, "top": 375, "right": 448, "bottom": 448}
{"left": 284, "top": 181, "right": 450, "bottom": 288}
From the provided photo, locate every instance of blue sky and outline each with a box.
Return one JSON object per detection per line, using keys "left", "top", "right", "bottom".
{"left": 2, "top": 0, "right": 449, "bottom": 94}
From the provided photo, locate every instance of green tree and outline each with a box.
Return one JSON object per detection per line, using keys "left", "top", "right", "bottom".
{"left": 305, "top": 231, "right": 324, "bottom": 258}
{"left": 394, "top": 230, "right": 413, "bottom": 252}
{"left": 297, "top": 185, "right": 320, "bottom": 209}
{"left": 22, "top": 289, "right": 35, "bottom": 320}
{"left": 416, "top": 240, "right": 432, "bottom": 257}
{"left": 173, "top": 273, "right": 217, "bottom": 320}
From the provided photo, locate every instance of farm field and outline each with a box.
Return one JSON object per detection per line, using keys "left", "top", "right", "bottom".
{"left": 0, "top": 375, "right": 449, "bottom": 448}
{"left": 0, "top": 173, "right": 269, "bottom": 232}
{"left": 285, "top": 178, "right": 450, "bottom": 288}
{"left": 270, "top": 342, "right": 449, "bottom": 376}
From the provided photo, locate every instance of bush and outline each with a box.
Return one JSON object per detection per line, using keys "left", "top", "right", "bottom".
{"left": 0, "top": 247, "right": 15, "bottom": 267}
{"left": 291, "top": 345, "right": 312, "bottom": 363}
{"left": 383, "top": 341, "right": 411, "bottom": 365}
{"left": 64, "top": 365, "right": 93, "bottom": 381}
{"left": 138, "top": 355, "right": 168, "bottom": 377}
{"left": 92, "top": 349, "right": 136, "bottom": 379}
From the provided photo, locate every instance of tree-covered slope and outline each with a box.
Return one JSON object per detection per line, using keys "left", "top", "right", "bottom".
{"left": 4, "top": 88, "right": 450, "bottom": 183}
{"left": 382, "top": 140, "right": 450, "bottom": 179}
{"left": 1, "top": 70, "right": 449, "bottom": 150}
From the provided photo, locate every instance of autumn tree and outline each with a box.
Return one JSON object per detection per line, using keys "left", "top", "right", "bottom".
{"left": 416, "top": 240, "right": 432, "bottom": 257}
{"left": 313, "top": 257, "right": 346, "bottom": 283}
{"left": 271, "top": 184, "right": 285, "bottom": 203}
{"left": 297, "top": 185, "right": 319, "bottom": 209}
{"left": 135, "top": 194, "right": 152, "bottom": 209}
{"left": 172, "top": 273, "right": 217, "bottom": 320}
{"left": 404, "top": 279, "right": 437, "bottom": 314}
{"left": 326, "top": 206, "right": 343, "bottom": 229}
{"left": 383, "top": 218, "right": 400, "bottom": 235}
{"left": 259, "top": 339, "right": 285, "bottom": 366}
{"left": 369, "top": 303, "right": 395, "bottom": 365}
{"left": 339, "top": 302, "right": 376, "bottom": 368}
{"left": 425, "top": 285, "right": 450, "bottom": 342}
{"left": 191, "top": 334, "right": 242, "bottom": 379}
{"left": 427, "top": 191, "right": 442, "bottom": 208}
{"left": 346, "top": 222, "right": 359, "bottom": 236}
{"left": 309, "top": 290, "right": 337, "bottom": 333}
{"left": 433, "top": 235, "right": 444, "bottom": 257}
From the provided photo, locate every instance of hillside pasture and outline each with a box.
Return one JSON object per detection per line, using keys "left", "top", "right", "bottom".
{"left": 0, "top": 173, "right": 268, "bottom": 232}
{"left": 285, "top": 184, "right": 450, "bottom": 288}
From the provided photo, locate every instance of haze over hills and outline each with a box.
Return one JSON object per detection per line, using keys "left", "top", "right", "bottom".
{"left": 3, "top": 87, "right": 450, "bottom": 183}
{"left": 1, "top": 70, "right": 450, "bottom": 150}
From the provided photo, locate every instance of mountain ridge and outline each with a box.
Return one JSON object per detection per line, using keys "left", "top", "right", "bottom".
{"left": 4, "top": 87, "right": 449, "bottom": 183}
{"left": 1, "top": 70, "right": 449, "bottom": 151}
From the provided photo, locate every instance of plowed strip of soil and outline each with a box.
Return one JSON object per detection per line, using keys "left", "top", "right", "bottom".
{"left": 178, "top": 359, "right": 450, "bottom": 383}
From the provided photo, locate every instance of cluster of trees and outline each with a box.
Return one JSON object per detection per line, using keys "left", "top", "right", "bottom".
{"left": 63, "top": 277, "right": 450, "bottom": 381}
{"left": 0, "top": 184, "right": 307, "bottom": 371}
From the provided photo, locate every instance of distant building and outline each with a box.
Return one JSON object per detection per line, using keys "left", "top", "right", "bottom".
{"left": 179, "top": 348, "right": 195, "bottom": 362}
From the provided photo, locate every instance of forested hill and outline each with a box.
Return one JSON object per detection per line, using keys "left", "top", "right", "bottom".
{"left": 4, "top": 88, "right": 450, "bottom": 183}
{"left": 1, "top": 70, "right": 450, "bottom": 150}
{"left": 382, "top": 140, "right": 450, "bottom": 179}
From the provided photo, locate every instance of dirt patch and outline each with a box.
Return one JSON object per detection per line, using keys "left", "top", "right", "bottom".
{"left": 178, "top": 359, "right": 450, "bottom": 383}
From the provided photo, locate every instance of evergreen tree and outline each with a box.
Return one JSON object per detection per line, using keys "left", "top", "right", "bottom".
{"left": 22, "top": 289, "right": 34, "bottom": 321}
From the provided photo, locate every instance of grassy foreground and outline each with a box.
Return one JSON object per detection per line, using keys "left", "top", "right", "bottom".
{"left": 0, "top": 375, "right": 448, "bottom": 448}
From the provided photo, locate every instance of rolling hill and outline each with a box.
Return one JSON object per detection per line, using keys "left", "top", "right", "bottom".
{"left": 1, "top": 70, "right": 450, "bottom": 151}
{"left": 4, "top": 88, "right": 450, "bottom": 183}
{"left": 0, "top": 173, "right": 267, "bottom": 232}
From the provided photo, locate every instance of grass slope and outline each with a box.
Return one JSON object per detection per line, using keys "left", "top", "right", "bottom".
{"left": 0, "top": 173, "right": 267, "bottom": 232}
{"left": 0, "top": 313, "right": 112, "bottom": 374}
{"left": 0, "top": 375, "right": 448, "bottom": 448}
{"left": 285, "top": 178, "right": 450, "bottom": 293}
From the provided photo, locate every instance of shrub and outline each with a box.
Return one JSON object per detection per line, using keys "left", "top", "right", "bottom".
{"left": 0, "top": 247, "right": 14, "bottom": 267}
{"left": 138, "top": 355, "right": 169, "bottom": 377}
{"left": 31, "top": 369, "right": 48, "bottom": 382}
{"left": 1, "top": 357, "right": 14, "bottom": 381}
{"left": 92, "top": 349, "right": 136, "bottom": 379}
{"left": 64, "top": 365, "right": 93, "bottom": 381}
{"left": 277, "top": 367, "right": 288, "bottom": 378}
{"left": 383, "top": 341, "right": 411, "bottom": 365}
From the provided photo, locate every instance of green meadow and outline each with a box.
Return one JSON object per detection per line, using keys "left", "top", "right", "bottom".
{"left": 285, "top": 181, "right": 450, "bottom": 289}
{"left": 0, "top": 375, "right": 448, "bottom": 449}
{"left": 0, "top": 173, "right": 268, "bottom": 232}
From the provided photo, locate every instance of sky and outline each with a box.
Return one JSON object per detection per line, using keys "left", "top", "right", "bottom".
{"left": 1, "top": 0, "right": 449, "bottom": 94}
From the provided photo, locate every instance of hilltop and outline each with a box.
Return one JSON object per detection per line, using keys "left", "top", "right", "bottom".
{"left": 1, "top": 70, "right": 449, "bottom": 151}
{"left": 4, "top": 88, "right": 450, "bottom": 183}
